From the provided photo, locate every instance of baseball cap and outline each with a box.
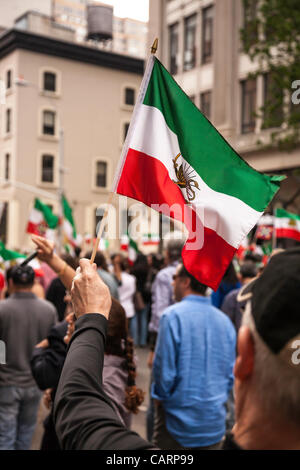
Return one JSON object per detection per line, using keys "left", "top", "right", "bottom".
{"left": 237, "top": 247, "right": 300, "bottom": 355}
{"left": 11, "top": 265, "right": 35, "bottom": 285}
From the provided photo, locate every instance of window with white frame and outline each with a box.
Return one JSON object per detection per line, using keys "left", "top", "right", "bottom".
{"left": 95, "top": 160, "right": 107, "bottom": 188}
{"left": 43, "top": 72, "right": 56, "bottom": 92}
{"left": 6, "top": 70, "right": 12, "bottom": 90}
{"left": 124, "top": 87, "right": 135, "bottom": 106}
{"left": 43, "top": 110, "right": 56, "bottom": 136}
{"left": 41, "top": 154, "right": 54, "bottom": 183}
{"left": 4, "top": 153, "right": 10, "bottom": 180}
{"left": 123, "top": 122, "right": 130, "bottom": 142}
{"left": 6, "top": 108, "right": 11, "bottom": 134}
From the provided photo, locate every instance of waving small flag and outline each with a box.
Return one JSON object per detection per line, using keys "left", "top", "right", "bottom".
{"left": 27, "top": 198, "right": 58, "bottom": 241}
{"left": 275, "top": 208, "right": 300, "bottom": 242}
{"left": 113, "top": 56, "right": 284, "bottom": 290}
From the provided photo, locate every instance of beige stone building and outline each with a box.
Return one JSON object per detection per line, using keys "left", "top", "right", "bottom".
{"left": 0, "top": 15, "right": 148, "bottom": 250}
{"left": 148, "top": 0, "right": 300, "bottom": 214}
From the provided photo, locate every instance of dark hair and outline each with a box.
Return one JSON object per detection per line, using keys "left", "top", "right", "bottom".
{"left": 222, "top": 261, "right": 239, "bottom": 285}
{"left": 61, "top": 254, "right": 79, "bottom": 271}
{"left": 240, "top": 261, "right": 258, "bottom": 279}
{"left": 105, "top": 298, "right": 145, "bottom": 414}
{"left": 6, "top": 267, "right": 14, "bottom": 284}
{"left": 111, "top": 253, "right": 126, "bottom": 271}
{"left": 167, "top": 239, "right": 184, "bottom": 262}
{"left": 11, "top": 265, "right": 35, "bottom": 287}
{"left": 177, "top": 264, "right": 207, "bottom": 295}
{"left": 84, "top": 250, "right": 108, "bottom": 271}
{"left": 131, "top": 254, "right": 148, "bottom": 278}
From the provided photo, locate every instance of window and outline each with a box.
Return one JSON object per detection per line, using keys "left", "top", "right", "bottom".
{"left": 241, "top": 79, "right": 257, "bottom": 134}
{"left": 200, "top": 91, "right": 212, "bottom": 120}
{"left": 95, "top": 207, "right": 105, "bottom": 236}
{"left": 6, "top": 109, "right": 11, "bottom": 133}
{"left": 0, "top": 202, "right": 8, "bottom": 244}
{"left": 184, "top": 14, "right": 197, "bottom": 71}
{"left": 41, "top": 154, "right": 54, "bottom": 183}
{"left": 202, "top": 6, "right": 214, "bottom": 64}
{"left": 4, "top": 153, "right": 10, "bottom": 180}
{"left": 243, "top": 0, "right": 258, "bottom": 47}
{"left": 6, "top": 70, "right": 12, "bottom": 90}
{"left": 123, "top": 122, "right": 130, "bottom": 141}
{"left": 95, "top": 161, "right": 107, "bottom": 188}
{"left": 169, "top": 23, "right": 179, "bottom": 75}
{"left": 125, "top": 87, "right": 135, "bottom": 106}
{"left": 43, "top": 110, "right": 55, "bottom": 135}
{"left": 262, "top": 73, "right": 284, "bottom": 129}
{"left": 43, "top": 72, "right": 56, "bottom": 92}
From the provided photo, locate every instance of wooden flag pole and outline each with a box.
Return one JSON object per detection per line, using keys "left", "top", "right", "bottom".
{"left": 90, "top": 192, "right": 114, "bottom": 264}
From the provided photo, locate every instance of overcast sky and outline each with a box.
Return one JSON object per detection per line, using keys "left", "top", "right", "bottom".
{"left": 99, "top": 0, "right": 149, "bottom": 22}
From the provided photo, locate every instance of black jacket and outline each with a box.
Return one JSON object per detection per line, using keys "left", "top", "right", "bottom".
{"left": 53, "top": 314, "right": 155, "bottom": 450}
{"left": 30, "top": 320, "right": 68, "bottom": 450}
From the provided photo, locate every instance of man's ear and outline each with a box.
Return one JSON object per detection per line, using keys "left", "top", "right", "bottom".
{"left": 234, "top": 326, "right": 255, "bottom": 381}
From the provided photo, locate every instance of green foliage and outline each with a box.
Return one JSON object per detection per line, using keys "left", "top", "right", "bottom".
{"left": 241, "top": 0, "right": 300, "bottom": 150}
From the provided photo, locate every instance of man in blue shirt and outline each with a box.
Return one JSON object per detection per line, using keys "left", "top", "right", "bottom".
{"left": 152, "top": 264, "right": 236, "bottom": 449}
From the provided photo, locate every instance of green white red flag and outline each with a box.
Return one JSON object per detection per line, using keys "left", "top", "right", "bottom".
{"left": 27, "top": 198, "right": 58, "bottom": 241}
{"left": 275, "top": 208, "right": 300, "bottom": 241}
{"left": 61, "top": 195, "right": 79, "bottom": 251}
{"left": 113, "top": 56, "right": 284, "bottom": 290}
{"left": 0, "top": 241, "right": 43, "bottom": 277}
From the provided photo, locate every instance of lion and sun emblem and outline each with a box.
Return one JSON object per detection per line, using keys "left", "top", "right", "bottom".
{"left": 172, "top": 153, "right": 200, "bottom": 203}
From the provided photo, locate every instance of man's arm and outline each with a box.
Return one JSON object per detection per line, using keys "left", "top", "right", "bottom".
{"left": 53, "top": 258, "right": 155, "bottom": 450}
{"left": 53, "top": 314, "right": 154, "bottom": 450}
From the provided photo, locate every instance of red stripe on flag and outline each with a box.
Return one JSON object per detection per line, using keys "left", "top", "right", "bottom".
{"left": 26, "top": 222, "right": 40, "bottom": 236}
{"left": 116, "top": 148, "right": 236, "bottom": 290}
{"left": 276, "top": 228, "right": 300, "bottom": 242}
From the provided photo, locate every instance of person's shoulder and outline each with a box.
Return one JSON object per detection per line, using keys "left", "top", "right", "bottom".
{"left": 209, "top": 304, "right": 237, "bottom": 336}
{"left": 35, "top": 297, "right": 57, "bottom": 315}
{"left": 155, "top": 264, "right": 175, "bottom": 282}
{"left": 0, "top": 297, "right": 12, "bottom": 311}
{"left": 224, "top": 288, "right": 240, "bottom": 301}
{"left": 122, "top": 271, "right": 135, "bottom": 282}
{"left": 160, "top": 301, "right": 181, "bottom": 321}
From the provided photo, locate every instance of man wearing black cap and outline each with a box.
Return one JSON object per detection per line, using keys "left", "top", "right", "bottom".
{"left": 223, "top": 248, "right": 300, "bottom": 450}
{"left": 0, "top": 265, "right": 57, "bottom": 450}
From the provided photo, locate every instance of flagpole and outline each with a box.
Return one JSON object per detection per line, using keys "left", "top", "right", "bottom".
{"left": 58, "top": 128, "right": 64, "bottom": 254}
{"left": 90, "top": 192, "right": 114, "bottom": 264}
{"left": 90, "top": 38, "right": 159, "bottom": 265}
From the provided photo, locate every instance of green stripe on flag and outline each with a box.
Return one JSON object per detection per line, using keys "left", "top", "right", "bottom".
{"left": 143, "top": 58, "right": 284, "bottom": 212}
{"left": 276, "top": 208, "right": 300, "bottom": 220}
{"left": 0, "top": 241, "right": 25, "bottom": 261}
{"left": 34, "top": 198, "right": 59, "bottom": 229}
{"left": 62, "top": 195, "right": 77, "bottom": 239}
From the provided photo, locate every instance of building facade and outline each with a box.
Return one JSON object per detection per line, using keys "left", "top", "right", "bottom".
{"left": 0, "top": 24, "right": 154, "bottom": 251}
{"left": 53, "top": 0, "right": 148, "bottom": 58}
{"left": 148, "top": 0, "right": 300, "bottom": 214}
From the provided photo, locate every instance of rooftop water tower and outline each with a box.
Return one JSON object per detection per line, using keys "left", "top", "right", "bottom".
{"left": 86, "top": 3, "right": 113, "bottom": 42}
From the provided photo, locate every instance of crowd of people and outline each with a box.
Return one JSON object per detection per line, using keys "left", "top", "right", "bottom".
{"left": 0, "top": 233, "right": 299, "bottom": 450}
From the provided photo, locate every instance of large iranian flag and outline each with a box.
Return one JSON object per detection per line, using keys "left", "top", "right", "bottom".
{"left": 275, "top": 208, "right": 300, "bottom": 241}
{"left": 113, "top": 57, "right": 284, "bottom": 290}
{"left": 27, "top": 198, "right": 59, "bottom": 241}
